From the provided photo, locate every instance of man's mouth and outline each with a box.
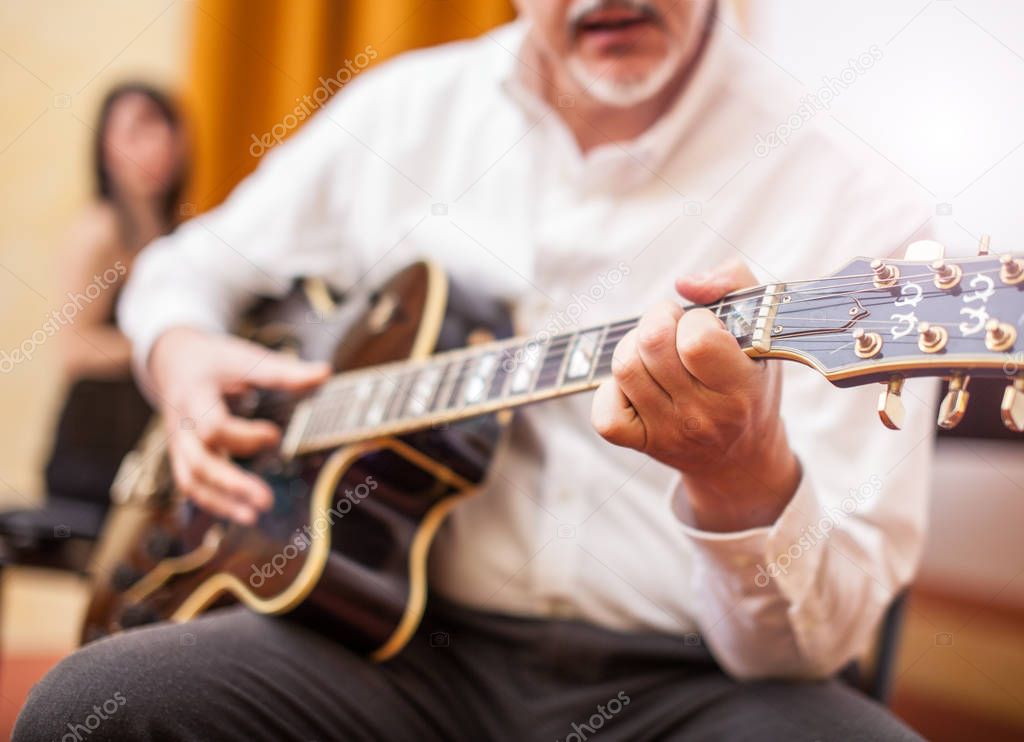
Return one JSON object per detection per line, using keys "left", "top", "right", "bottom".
{"left": 571, "top": 2, "right": 662, "bottom": 44}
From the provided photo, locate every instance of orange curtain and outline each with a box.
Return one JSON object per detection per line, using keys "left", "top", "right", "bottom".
{"left": 183, "top": 0, "right": 515, "bottom": 211}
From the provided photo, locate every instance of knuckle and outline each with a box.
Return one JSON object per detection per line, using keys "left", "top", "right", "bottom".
{"left": 195, "top": 416, "right": 224, "bottom": 445}
{"left": 611, "top": 348, "right": 641, "bottom": 382}
{"left": 677, "top": 333, "right": 715, "bottom": 363}
{"left": 591, "top": 410, "right": 619, "bottom": 440}
{"left": 637, "top": 318, "right": 675, "bottom": 354}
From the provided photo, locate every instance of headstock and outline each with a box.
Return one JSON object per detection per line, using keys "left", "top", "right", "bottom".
{"left": 752, "top": 237, "right": 1024, "bottom": 433}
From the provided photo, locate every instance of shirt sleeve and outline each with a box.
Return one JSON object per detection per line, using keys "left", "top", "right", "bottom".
{"left": 672, "top": 196, "right": 938, "bottom": 680}
{"left": 116, "top": 84, "right": 364, "bottom": 382}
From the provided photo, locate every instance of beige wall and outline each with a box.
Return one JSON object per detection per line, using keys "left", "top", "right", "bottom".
{"left": 0, "top": 1, "right": 190, "bottom": 505}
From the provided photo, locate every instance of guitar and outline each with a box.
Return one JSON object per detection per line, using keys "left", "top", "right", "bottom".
{"left": 81, "top": 239, "right": 1024, "bottom": 659}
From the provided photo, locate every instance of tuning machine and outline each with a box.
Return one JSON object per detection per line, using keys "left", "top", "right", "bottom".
{"left": 1000, "top": 254, "right": 1024, "bottom": 285}
{"left": 877, "top": 376, "right": 905, "bottom": 430}
{"left": 1003, "top": 376, "right": 1024, "bottom": 433}
{"left": 938, "top": 373, "right": 970, "bottom": 430}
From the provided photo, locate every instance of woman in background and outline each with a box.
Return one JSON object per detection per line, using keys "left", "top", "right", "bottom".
{"left": 44, "top": 83, "right": 187, "bottom": 512}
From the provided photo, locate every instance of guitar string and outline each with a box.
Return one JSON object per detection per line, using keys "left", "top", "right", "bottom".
{"left": 289, "top": 282, "right": 1018, "bottom": 427}
{"left": 307, "top": 266, "right": 1015, "bottom": 403}
{"left": 295, "top": 330, "right": 1019, "bottom": 445}
{"left": 259, "top": 266, "right": 1021, "bottom": 427}
{"left": 306, "top": 264, "right": 1015, "bottom": 403}
{"left": 712, "top": 266, "right": 1012, "bottom": 312}
{"left": 314, "top": 266, "right": 1016, "bottom": 397}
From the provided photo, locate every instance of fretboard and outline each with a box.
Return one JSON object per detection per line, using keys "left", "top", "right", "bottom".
{"left": 281, "top": 287, "right": 768, "bottom": 457}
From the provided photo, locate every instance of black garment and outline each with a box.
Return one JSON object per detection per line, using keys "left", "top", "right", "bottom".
{"left": 44, "top": 377, "right": 150, "bottom": 507}
{"left": 15, "top": 599, "right": 922, "bottom": 741}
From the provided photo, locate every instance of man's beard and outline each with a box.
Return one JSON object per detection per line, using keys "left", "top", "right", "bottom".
{"left": 564, "top": 0, "right": 683, "bottom": 108}
{"left": 566, "top": 45, "right": 685, "bottom": 108}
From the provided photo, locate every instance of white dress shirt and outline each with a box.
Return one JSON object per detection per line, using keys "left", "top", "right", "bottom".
{"left": 119, "top": 17, "right": 937, "bottom": 679}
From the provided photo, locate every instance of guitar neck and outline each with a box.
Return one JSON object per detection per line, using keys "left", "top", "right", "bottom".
{"left": 282, "top": 285, "right": 774, "bottom": 457}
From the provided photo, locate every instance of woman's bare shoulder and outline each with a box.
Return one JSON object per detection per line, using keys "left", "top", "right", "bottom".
{"left": 65, "top": 202, "right": 122, "bottom": 258}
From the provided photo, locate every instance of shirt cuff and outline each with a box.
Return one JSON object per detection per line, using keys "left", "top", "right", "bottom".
{"left": 671, "top": 467, "right": 827, "bottom": 604}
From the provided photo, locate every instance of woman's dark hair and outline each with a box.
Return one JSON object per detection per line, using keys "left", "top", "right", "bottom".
{"left": 94, "top": 82, "right": 186, "bottom": 241}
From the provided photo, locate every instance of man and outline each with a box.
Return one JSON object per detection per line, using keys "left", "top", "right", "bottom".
{"left": 16, "top": 1, "right": 934, "bottom": 739}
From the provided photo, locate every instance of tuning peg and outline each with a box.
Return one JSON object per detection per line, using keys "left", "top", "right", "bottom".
{"left": 917, "top": 322, "right": 949, "bottom": 353}
{"left": 938, "top": 373, "right": 970, "bottom": 430}
{"left": 930, "top": 259, "right": 962, "bottom": 290}
{"left": 1002, "top": 377, "right": 1024, "bottom": 433}
{"left": 1000, "top": 254, "right": 1024, "bottom": 285}
{"left": 871, "top": 259, "right": 900, "bottom": 289}
{"left": 853, "top": 328, "right": 883, "bottom": 358}
{"left": 985, "top": 319, "right": 1017, "bottom": 352}
{"left": 904, "top": 239, "right": 945, "bottom": 262}
{"left": 877, "top": 376, "right": 906, "bottom": 430}
{"left": 977, "top": 234, "right": 991, "bottom": 256}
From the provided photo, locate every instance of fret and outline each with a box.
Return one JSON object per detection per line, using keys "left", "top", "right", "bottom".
{"left": 362, "top": 380, "right": 391, "bottom": 427}
{"left": 554, "top": 330, "right": 577, "bottom": 388}
{"left": 716, "top": 289, "right": 765, "bottom": 345}
{"left": 593, "top": 319, "right": 636, "bottom": 379}
{"left": 508, "top": 344, "right": 542, "bottom": 395}
{"left": 305, "top": 398, "right": 323, "bottom": 438}
{"left": 566, "top": 327, "right": 603, "bottom": 382}
{"left": 532, "top": 333, "right": 572, "bottom": 392}
{"left": 486, "top": 347, "right": 516, "bottom": 401}
{"left": 585, "top": 323, "right": 609, "bottom": 383}
{"left": 317, "top": 389, "right": 346, "bottom": 435}
{"left": 442, "top": 358, "right": 471, "bottom": 410}
{"left": 405, "top": 363, "right": 443, "bottom": 416}
{"left": 382, "top": 371, "right": 413, "bottom": 422}
{"left": 525, "top": 343, "right": 550, "bottom": 394}
{"left": 430, "top": 360, "right": 459, "bottom": 413}
{"left": 462, "top": 352, "right": 498, "bottom": 406}
{"left": 322, "top": 393, "right": 345, "bottom": 436}
{"left": 344, "top": 379, "right": 376, "bottom": 429}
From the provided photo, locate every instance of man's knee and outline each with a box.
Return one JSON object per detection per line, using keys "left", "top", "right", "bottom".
{"left": 685, "top": 678, "right": 922, "bottom": 742}
{"left": 13, "top": 634, "right": 145, "bottom": 741}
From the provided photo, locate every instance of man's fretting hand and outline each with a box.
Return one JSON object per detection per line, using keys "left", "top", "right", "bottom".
{"left": 590, "top": 259, "right": 801, "bottom": 532}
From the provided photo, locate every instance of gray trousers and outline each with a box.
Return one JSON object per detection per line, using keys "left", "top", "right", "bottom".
{"left": 14, "top": 599, "right": 922, "bottom": 741}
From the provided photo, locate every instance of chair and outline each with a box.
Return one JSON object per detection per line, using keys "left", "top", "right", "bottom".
{"left": 840, "top": 590, "right": 909, "bottom": 704}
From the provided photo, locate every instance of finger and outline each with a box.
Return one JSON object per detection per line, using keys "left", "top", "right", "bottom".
{"left": 635, "top": 301, "right": 692, "bottom": 398}
{"left": 221, "top": 340, "right": 331, "bottom": 392}
{"left": 175, "top": 430, "right": 272, "bottom": 514}
{"left": 675, "top": 258, "right": 759, "bottom": 304}
{"left": 611, "top": 329, "right": 670, "bottom": 419}
{"left": 191, "top": 478, "right": 258, "bottom": 525}
{"left": 195, "top": 398, "right": 281, "bottom": 456}
{"left": 193, "top": 449, "right": 273, "bottom": 512}
{"left": 168, "top": 437, "right": 255, "bottom": 523}
{"left": 676, "top": 308, "right": 761, "bottom": 393}
{"left": 591, "top": 378, "right": 646, "bottom": 450}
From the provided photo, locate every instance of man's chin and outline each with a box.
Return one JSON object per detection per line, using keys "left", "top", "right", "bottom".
{"left": 567, "top": 53, "right": 684, "bottom": 108}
